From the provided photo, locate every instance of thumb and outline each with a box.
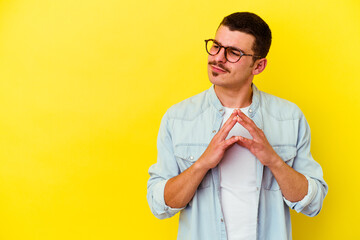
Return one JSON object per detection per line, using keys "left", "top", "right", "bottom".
{"left": 236, "top": 136, "right": 252, "bottom": 149}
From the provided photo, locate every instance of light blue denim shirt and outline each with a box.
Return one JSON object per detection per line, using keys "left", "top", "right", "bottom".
{"left": 147, "top": 85, "right": 328, "bottom": 240}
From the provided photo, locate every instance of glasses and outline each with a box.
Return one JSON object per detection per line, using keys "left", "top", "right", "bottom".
{"left": 205, "top": 39, "right": 261, "bottom": 63}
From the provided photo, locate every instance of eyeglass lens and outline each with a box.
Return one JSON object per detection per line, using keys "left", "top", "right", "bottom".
{"left": 206, "top": 40, "right": 242, "bottom": 63}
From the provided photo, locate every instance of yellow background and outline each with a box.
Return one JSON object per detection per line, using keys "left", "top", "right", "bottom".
{"left": 0, "top": 0, "right": 359, "bottom": 239}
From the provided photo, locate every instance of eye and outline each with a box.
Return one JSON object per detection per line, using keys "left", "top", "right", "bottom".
{"left": 212, "top": 44, "right": 220, "bottom": 49}
{"left": 228, "top": 49, "right": 241, "bottom": 57}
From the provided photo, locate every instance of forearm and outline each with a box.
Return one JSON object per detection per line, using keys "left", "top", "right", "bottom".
{"left": 164, "top": 160, "right": 209, "bottom": 208}
{"left": 269, "top": 156, "right": 308, "bottom": 202}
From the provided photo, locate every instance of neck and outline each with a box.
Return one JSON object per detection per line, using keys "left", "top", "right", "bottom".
{"left": 214, "top": 84, "right": 253, "bottom": 108}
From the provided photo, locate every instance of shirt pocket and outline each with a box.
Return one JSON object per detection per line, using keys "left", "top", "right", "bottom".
{"left": 262, "top": 146, "right": 297, "bottom": 191}
{"left": 174, "top": 144, "right": 210, "bottom": 189}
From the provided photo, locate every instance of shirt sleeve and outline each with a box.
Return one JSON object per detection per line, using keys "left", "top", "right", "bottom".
{"left": 146, "top": 111, "right": 185, "bottom": 219}
{"left": 283, "top": 175, "right": 318, "bottom": 212}
{"left": 283, "top": 113, "right": 328, "bottom": 217}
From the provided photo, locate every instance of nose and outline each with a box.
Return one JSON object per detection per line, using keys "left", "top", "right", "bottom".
{"left": 214, "top": 47, "right": 227, "bottom": 63}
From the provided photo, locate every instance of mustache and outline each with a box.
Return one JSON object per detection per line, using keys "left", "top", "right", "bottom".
{"left": 208, "top": 61, "right": 230, "bottom": 73}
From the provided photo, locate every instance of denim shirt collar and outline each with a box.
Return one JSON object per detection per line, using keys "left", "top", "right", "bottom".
{"left": 208, "top": 84, "right": 260, "bottom": 118}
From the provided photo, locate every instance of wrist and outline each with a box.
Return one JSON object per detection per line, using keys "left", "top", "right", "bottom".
{"left": 267, "top": 154, "right": 284, "bottom": 171}
{"left": 193, "top": 158, "right": 211, "bottom": 173}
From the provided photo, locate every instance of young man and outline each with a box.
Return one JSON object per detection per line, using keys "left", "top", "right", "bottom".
{"left": 147, "top": 12, "right": 328, "bottom": 240}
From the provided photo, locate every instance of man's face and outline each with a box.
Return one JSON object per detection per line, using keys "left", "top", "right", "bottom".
{"left": 208, "top": 25, "right": 258, "bottom": 90}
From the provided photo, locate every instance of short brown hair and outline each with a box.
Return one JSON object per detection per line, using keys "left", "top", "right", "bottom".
{"left": 220, "top": 12, "right": 272, "bottom": 60}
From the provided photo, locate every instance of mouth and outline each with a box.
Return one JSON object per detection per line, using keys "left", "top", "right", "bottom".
{"left": 209, "top": 63, "right": 229, "bottom": 74}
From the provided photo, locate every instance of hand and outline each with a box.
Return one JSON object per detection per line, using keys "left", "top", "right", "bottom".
{"left": 196, "top": 110, "right": 240, "bottom": 170}
{"left": 236, "top": 110, "right": 282, "bottom": 168}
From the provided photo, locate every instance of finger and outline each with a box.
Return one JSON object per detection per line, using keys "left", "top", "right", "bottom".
{"left": 236, "top": 117, "right": 260, "bottom": 140}
{"left": 218, "top": 110, "right": 239, "bottom": 139}
{"left": 236, "top": 136, "right": 252, "bottom": 149}
{"left": 236, "top": 112, "right": 261, "bottom": 139}
{"left": 237, "top": 110, "right": 255, "bottom": 124}
{"left": 223, "top": 136, "right": 239, "bottom": 149}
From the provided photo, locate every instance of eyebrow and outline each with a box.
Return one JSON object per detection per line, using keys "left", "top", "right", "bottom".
{"left": 213, "top": 39, "right": 245, "bottom": 53}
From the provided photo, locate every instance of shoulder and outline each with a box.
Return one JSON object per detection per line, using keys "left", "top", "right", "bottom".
{"left": 165, "top": 89, "right": 211, "bottom": 121}
{"left": 258, "top": 90, "right": 304, "bottom": 120}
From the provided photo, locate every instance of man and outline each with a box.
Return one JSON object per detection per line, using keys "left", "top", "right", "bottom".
{"left": 147, "top": 12, "right": 328, "bottom": 240}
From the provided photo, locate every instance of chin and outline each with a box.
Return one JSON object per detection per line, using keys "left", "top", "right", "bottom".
{"left": 208, "top": 76, "right": 221, "bottom": 86}
{"left": 208, "top": 70, "right": 224, "bottom": 86}
{"left": 209, "top": 78, "right": 230, "bottom": 88}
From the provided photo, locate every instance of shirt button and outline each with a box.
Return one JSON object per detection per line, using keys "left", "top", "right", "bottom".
{"left": 212, "top": 130, "right": 216, "bottom": 133}
{"left": 189, "top": 156, "right": 194, "bottom": 160}
{"left": 249, "top": 109, "right": 253, "bottom": 113}
{"left": 221, "top": 218, "right": 224, "bottom": 222}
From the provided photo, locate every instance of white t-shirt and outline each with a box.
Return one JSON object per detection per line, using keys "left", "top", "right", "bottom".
{"left": 219, "top": 106, "right": 258, "bottom": 240}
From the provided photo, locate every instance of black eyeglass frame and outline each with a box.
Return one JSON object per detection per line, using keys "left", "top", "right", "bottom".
{"left": 204, "top": 39, "right": 262, "bottom": 63}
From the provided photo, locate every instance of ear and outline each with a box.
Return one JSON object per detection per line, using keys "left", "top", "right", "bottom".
{"left": 252, "top": 58, "right": 267, "bottom": 75}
